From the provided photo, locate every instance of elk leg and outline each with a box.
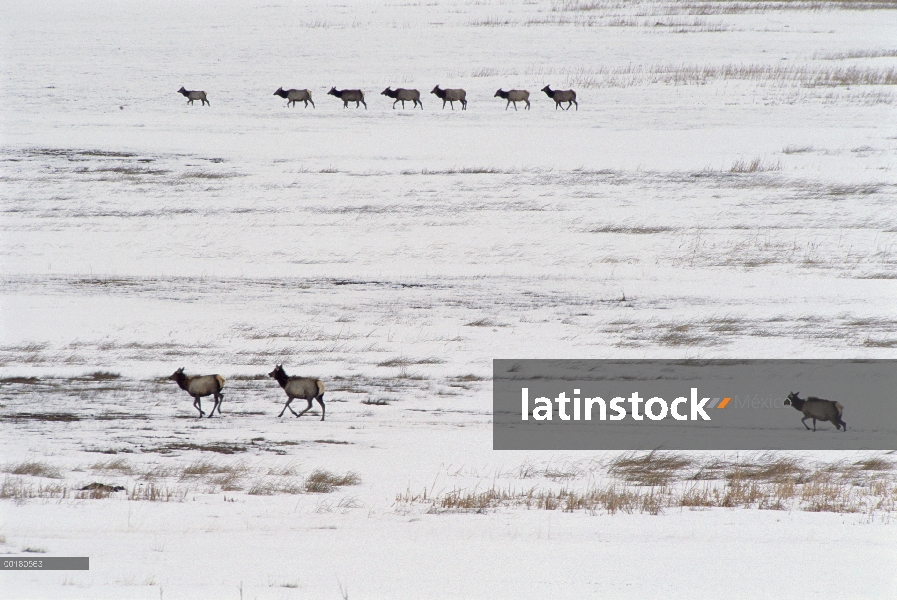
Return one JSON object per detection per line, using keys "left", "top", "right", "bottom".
{"left": 216, "top": 393, "right": 223, "bottom": 414}
{"left": 193, "top": 396, "right": 204, "bottom": 417}
{"left": 812, "top": 418, "right": 817, "bottom": 431}
{"left": 317, "top": 394, "right": 326, "bottom": 421}
{"left": 279, "top": 398, "right": 299, "bottom": 418}
{"left": 208, "top": 397, "right": 218, "bottom": 418}
{"left": 801, "top": 416, "right": 811, "bottom": 430}
{"left": 296, "top": 399, "right": 313, "bottom": 418}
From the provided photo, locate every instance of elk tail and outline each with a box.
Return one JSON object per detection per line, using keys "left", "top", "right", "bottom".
{"left": 317, "top": 380, "right": 326, "bottom": 396}
{"left": 835, "top": 401, "right": 843, "bottom": 417}
{"left": 215, "top": 375, "right": 226, "bottom": 390}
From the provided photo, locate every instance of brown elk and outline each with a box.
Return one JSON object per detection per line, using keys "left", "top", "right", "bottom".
{"left": 785, "top": 392, "right": 846, "bottom": 432}
{"left": 169, "top": 367, "right": 224, "bottom": 417}
{"left": 327, "top": 87, "right": 366, "bottom": 109}
{"left": 430, "top": 86, "right": 467, "bottom": 110}
{"left": 381, "top": 87, "right": 423, "bottom": 109}
{"left": 177, "top": 87, "right": 209, "bottom": 106}
{"left": 541, "top": 85, "right": 577, "bottom": 110}
{"left": 268, "top": 365, "right": 327, "bottom": 421}
{"left": 273, "top": 87, "right": 315, "bottom": 108}
{"left": 494, "top": 89, "right": 530, "bottom": 110}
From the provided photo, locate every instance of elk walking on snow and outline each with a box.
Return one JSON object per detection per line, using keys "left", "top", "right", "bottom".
{"left": 430, "top": 85, "right": 467, "bottom": 110}
{"left": 494, "top": 89, "right": 530, "bottom": 110}
{"left": 169, "top": 367, "right": 225, "bottom": 417}
{"left": 273, "top": 87, "right": 315, "bottom": 108}
{"left": 541, "top": 85, "right": 577, "bottom": 110}
{"left": 327, "top": 87, "right": 367, "bottom": 109}
{"left": 784, "top": 392, "right": 846, "bottom": 432}
{"left": 268, "top": 365, "right": 327, "bottom": 421}
{"left": 381, "top": 87, "right": 423, "bottom": 109}
{"left": 177, "top": 87, "right": 209, "bottom": 106}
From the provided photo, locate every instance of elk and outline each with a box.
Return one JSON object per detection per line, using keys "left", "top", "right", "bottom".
{"left": 541, "top": 85, "right": 577, "bottom": 110}
{"left": 268, "top": 365, "right": 326, "bottom": 421}
{"left": 430, "top": 85, "right": 467, "bottom": 110}
{"left": 177, "top": 87, "right": 209, "bottom": 106}
{"left": 785, "top": 392, "right": 846, "bottom": 432}
{"left": 327, "top": 87, "right": 366, "bottom": 109}
{"left": 381, "top": 87, "right": 422, "bottom": 109}
{"left": 273, "top": 87, "right": 315, "bottom": 108}
{"left": 168, "top": 367, "right": 225, "bottom": 417}
{"left": 494, "top": 89, "right": 530, "bottom": 111}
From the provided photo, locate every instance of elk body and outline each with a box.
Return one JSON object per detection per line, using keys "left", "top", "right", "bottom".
{"left": 177, "top": 87, "right": 209, "bottom": 106}
{"left": 381, "top": 87, "right": 422, "bottom": 109}
{"left": 273, "top": 87, "right": 315, "bottom": 108}
{"left": 169, "top": 368, "right": 224, "bottom": 417}
{"left": 268, "top": 365, "right": 326, "bottom": 420}
{"left": 327, "top": 87, "right": 366, "bottom": 109}
{"left": 430, "top": 86, "right": 467, "bottom": 110}
{"left": 494, "top": 89, "right": 530, "bottom": 110}
{"left": 785, "top": 392, "right": 846, "bottom": 432}
{"left": 541, "top": 85, "right": 577, "bottom": 110}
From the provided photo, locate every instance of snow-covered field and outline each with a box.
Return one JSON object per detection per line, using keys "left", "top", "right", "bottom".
{"left": 2, "top": 0, "right": 896, "bottom": 598}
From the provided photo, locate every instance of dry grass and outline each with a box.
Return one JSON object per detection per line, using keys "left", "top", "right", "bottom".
{"left": 362, "top": 398, "right": 390, "bottom": 405}
{"left": 782, "top": 145, "right": 815, "bottom": 154}
{"left": 528, "top": 62, "right": 897, "bottom": 90}
{"left": 609, "top": 451, "right": 694, "bottom": 486}
{"left": 128, "top": 483, "right": 186, "bottom": 502}
{"left": 587, "top": 225, "right": 675, "bottom": 234}
{"left": 730, "top": 157, "right": 781, "bottom": 173}
{"left": 90, "top": 457, "right": 134, "bottom": 475}
{"left": 304, "top": 469, "right": 361, "bottom": 493}
{"left": 4, "top": 460, "right": 62, "bottom": 479}
{"left": 81, "top": 371, "right": 121, "bottom": 380}
{"left": 551, "top": 0, "right": 897, "bottom": 15}
{"left": 398, "top": 453, "right": 897, "bottom": 516}
{"left": 0, "top": 477, "right": 67, "bottom": 501}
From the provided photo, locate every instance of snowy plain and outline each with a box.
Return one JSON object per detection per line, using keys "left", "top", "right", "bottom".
{"left": 1, "top": 0, "right": 897, "bottom": 598}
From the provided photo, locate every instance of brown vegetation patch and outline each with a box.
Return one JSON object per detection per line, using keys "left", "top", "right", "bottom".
{"left": 1, "top": 412, "right": 80, "bottom": 422}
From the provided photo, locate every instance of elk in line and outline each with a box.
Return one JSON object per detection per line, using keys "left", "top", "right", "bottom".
{"left": 430, "top": 85, "right": 467, "bottom": 110}
{"left": 785, "top": 392, "right": 846, "bottom": 432}
{"left": 327, "top": 87, "right": 367, "bottom": 109}
{"left": 169, "top": 368, "right": 225, "bottom": 417}
{"left": 268, "top": 365, "right": 327, "bottom": 420}
{"left": 273, "top": 87, "right": 315, "bottom": 108}
{"left": 494, "top": 89, "right": 530, "bottom": 110}
{"left": 381, "top": 87, "right": 423, "bottom": 109}
{"left": 541, "top": 85, "right": 577, "bottom": 110}
{"left": 177, "top": 87, "right": 209, "bottom": 106}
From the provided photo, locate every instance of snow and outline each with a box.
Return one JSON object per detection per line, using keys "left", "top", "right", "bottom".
{"left": 1, "top": 0, "right": 896, "bottom": 597}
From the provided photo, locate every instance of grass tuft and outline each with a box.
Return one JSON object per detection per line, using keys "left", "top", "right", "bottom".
{"left": 6, "top": 460, "right": 63, "bottom": 479}
{"left": 304, "top": 469, "right": 361, "bottom": 493}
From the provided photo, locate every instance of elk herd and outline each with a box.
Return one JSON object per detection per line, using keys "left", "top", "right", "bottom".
{"left": 176, "top": 85, "right": 578, "bottom": 110}
{"left": 168, "top": 367, "right": 848, "bottom": 432}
